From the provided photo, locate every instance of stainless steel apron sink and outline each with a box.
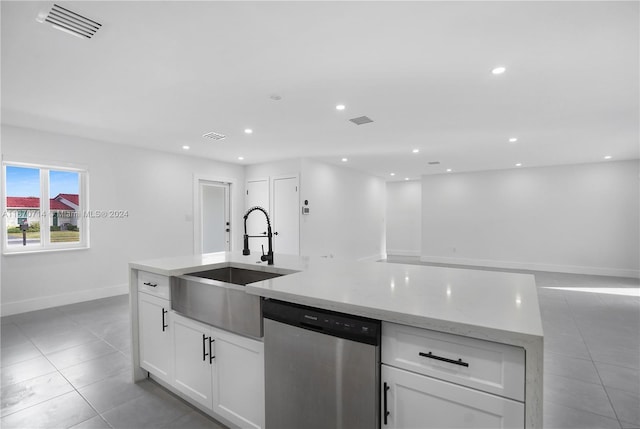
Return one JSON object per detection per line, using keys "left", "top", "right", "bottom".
{"left": 187, "top": 266, "right": 285, "bottom": 285}
{"left": 171, "top": 265, "right": 296, "bottom": 338}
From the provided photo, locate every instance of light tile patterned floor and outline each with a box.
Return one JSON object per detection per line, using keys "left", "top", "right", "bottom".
{"left": 1, "top": 295, "right": 225, "bottom": 429}
{"left": 1, "top": 259, "right": 639, "bottom": 428}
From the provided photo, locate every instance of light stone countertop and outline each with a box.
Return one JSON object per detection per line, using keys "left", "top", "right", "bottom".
{"left": 130, "top": 251, "right": 543, "bottom": 428}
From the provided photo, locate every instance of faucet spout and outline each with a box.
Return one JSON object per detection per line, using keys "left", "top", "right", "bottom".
{"left": 242, "top": 206, "right": 274, "bottom": 265}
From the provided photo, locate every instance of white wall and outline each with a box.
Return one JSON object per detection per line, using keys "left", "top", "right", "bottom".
{"left": 1, "top": 125, "right": 245, "bottom": 314}
{"left": 420, "top": 160, "right": 640, "bottom": 277}
{"left": 245, "top": 158, "right": 386, "bottom": 261}
{"left": 300, "top": 159, "right": 386, "bottom": 261}
{"left": 245, "top": 158, "right": 302, "bottom": 181}
{"left": 386, "top": 180, "right": 422, "bottom": 256}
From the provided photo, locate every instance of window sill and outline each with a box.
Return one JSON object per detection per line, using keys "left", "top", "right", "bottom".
{"left": 3, "top": 246, "right": 90, "bottom": 256}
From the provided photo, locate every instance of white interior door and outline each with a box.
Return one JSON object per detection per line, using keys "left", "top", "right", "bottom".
{"left": 272, "top": 176, "right": 299, "bottom": 255}
{"left": 245, "top": 179, "right": 269, "bottom": 253}
{"left": 200, "top": 181, "right": 230, "bottom": 253}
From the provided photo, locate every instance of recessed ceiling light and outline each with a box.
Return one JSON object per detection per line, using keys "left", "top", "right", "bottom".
{"left": 390, "top": 173, "right": 395, "bottom": 176}
{"left": 182, "top": 145, "right": 190, "bottom": 150}
{"left": 404, "top": 177, "right": 410, "bottom": 181}
{"left": 336, "top": 104, "right": 346, "bottom": 111}
{"left": 446, "top": 168, "right": 452, "bottom": 172}
{"left": 341, "top": 158, "right": 348, "bottom": 162}
{"left": 244, "top": 128, "right": 253, "bottom": 134}
{"left": 604, "top": 155, "right": 612, "bottom": 160}
{"left": 492, "top": 66, "right": 506, "bottom": 75}
{"left": 515, "top": 163, "right": 522, "bottom": 167}
{"left": 509, "top": 137, "right": 518, "bottom": 143}
{"left": 238, "top": 156, "right": 244, "bottom": 161}
{"left": 270, "top": 94, "right": 282, "bottom": 101}
{"left": 412, "top": 149, "right": 419, "bottom": 154}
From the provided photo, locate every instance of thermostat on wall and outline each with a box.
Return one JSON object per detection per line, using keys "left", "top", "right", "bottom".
{"left": 302, "top": 207, "right": 310, "bottom": 215}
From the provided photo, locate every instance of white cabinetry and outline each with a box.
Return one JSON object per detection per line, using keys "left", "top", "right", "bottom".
{"left": 212, "top": 327, "right": 265, "bottom": 429}
{"left": 171, "top": 312, "right": 265, "bottom": 429}
{"left": 381, "top": 322, "right": 525, "bottom": 429}
{"left": 138, "top": 287, "right": 172, "bottom": 383}
{"left": 173, "top": 314, "right": 214, "bottom": 408}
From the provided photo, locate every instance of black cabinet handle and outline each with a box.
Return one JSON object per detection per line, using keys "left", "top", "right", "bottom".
{"left": 143, "top": 282, "right": 157, "bottom": 287}
{"left": 209, "top": 337, "right": 215, "bottom": 363}
{"left": 202, "top": 334, "right": 209, "bottom": 361}
{"left": 162, "top": 309, "right": 168, "bottom": 332}
{"left": 383, "top": 382, "right": 390, "bottom": 425}
{"left": 419, "top": 351, "right": 469, "bottom": 367}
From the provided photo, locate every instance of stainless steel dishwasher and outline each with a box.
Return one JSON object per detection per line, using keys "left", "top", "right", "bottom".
{"left": 263, "top": 299, "right": 381, "bottom": 429}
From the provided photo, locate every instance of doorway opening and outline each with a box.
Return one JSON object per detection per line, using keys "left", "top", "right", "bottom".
{"left": 196, "top": 180, "right": 231, "bottom": 254}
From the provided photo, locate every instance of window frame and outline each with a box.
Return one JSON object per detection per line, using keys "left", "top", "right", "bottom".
{"left": 2, "top": 160, "right": 90, "bottom": 254}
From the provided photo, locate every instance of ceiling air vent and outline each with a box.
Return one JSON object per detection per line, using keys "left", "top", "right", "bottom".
{"left": 37, "top": 4, "right": 102, "bottom": 39}
{"left": 428, "top": 161, "right": 441, "bottom": 165}
{"left": 202, "top": 131, "right": 227, "bottom": 141}
{"left": 349, "top": 116, "right": 374, "bottom": 126}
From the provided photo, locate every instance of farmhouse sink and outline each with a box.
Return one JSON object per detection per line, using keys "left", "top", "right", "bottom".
{"left": 187, "top": 266, "right": 284, "bottom": 286}
{"left": 171, "top": 265, "right": 296, "bottom": 338}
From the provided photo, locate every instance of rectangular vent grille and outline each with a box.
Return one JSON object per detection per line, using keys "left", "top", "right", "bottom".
{"left": 428, "top": 161, "right": 441, "bottom": 165}
{"left": 349, "top": 116, "right": 374, "bottom": 125}
{"left": 202, "top": 131, "right": 227, "bottom": 141}
{"left": 44, "top": 4, "right": 101, "bottom": 39}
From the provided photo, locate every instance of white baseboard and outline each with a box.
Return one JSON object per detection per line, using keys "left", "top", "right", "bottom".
{"left": 419, "top": 255, "right": 640, "bottom": 279}
{"left": 1, "top": 284, "right": 129, "bottom": 316}
{"left": 386, "top": 250, "right": 421, "bottom": 257}
{"left": 358, "top": 253, "right": 388, "bottom": 262}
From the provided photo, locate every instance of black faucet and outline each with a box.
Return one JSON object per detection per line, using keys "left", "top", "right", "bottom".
{"left": 242, "top": 206, "right": 274, "bottom": 265}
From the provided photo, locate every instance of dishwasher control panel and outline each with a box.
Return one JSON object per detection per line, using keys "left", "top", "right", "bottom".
{"left": 263, "top": 299, "right": 380, "bottom": 345}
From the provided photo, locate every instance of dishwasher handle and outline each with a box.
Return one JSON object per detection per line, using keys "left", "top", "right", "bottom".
{"left": 300, "top": 321, "right": 324, "bottom": 331}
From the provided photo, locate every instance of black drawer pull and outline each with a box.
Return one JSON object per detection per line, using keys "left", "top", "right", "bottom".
{"left": 419, "top": 351, "right": 469, "bottom": 367}
{"left": 202, "top": 334, "right": 209, "bottom": 361}
{"left": 162, "top": 308, "right": 168, "bottom": 332}
{"left": 209, "top": 337, "right": 215, "bottom": 363}
{"left": 143, "top": 282, "right": 158, "bottom": 287}
{"left": 383, "top": 382, "right": 390, "bottom": 425}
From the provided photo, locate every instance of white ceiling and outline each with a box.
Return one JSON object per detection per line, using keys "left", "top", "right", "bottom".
{"left": 1, "top": 1, "right": 638, "bottom": 180}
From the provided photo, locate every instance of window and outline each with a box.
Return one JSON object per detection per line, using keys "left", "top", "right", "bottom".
{"left": 2, "top": 162, "right": 88, "bottom": 253}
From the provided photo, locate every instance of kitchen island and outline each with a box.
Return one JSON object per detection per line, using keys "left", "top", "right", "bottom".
{"left": 129, "top": 252, "right": 543, "bottom": 429}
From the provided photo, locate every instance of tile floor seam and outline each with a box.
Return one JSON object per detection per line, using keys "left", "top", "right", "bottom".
{"left": 14, "top": 324, "right": 95, "bottom": 359}
{"left": 0, "top": 366, "right": 60, "bottom": 388}
{"left": 13, "top": 318, "right": 108, "bottom": 427}
{"left": 50, "top": 354, "right": 106, "bottom": 428}
{"left": 558, "top": 291, "right": 627, "bottom": 427}
{"left": 1, "top": 388, "right": 75, "bottom": 419}
{"left": 545, "top": 372, "right": 622, "bottom": 419}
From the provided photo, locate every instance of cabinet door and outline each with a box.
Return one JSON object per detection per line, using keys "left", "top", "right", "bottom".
{"left": 172, "top": 313, "right": 213, "bottom": 409}
{"left": 272, "top": 175, "right": 299, "bottom": 255}
{"left": 382, "top": 365, "right": 524, "bottom": 429}
{"left": 212, "top": 327, "right": 265, "bottom": 429}
{"left": 138, "top": 293, "right": 172, "bottom": 382}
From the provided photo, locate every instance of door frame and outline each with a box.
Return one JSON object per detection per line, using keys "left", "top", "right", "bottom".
{"left": 193, "top": 175, "right": 237, "bottom": 254}
{"left": 271, "top": 174, "right": 300, "bottom": 255}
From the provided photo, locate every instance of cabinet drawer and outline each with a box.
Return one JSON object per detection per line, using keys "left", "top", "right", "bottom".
{"left": 138, "top": 271, "right": 170, "bottom": 299}
{"left": 382, "top": 365, "right": 524, "bottom": 429}
{"left": 382, "top": 322, "right": 525, "bottom": 401}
